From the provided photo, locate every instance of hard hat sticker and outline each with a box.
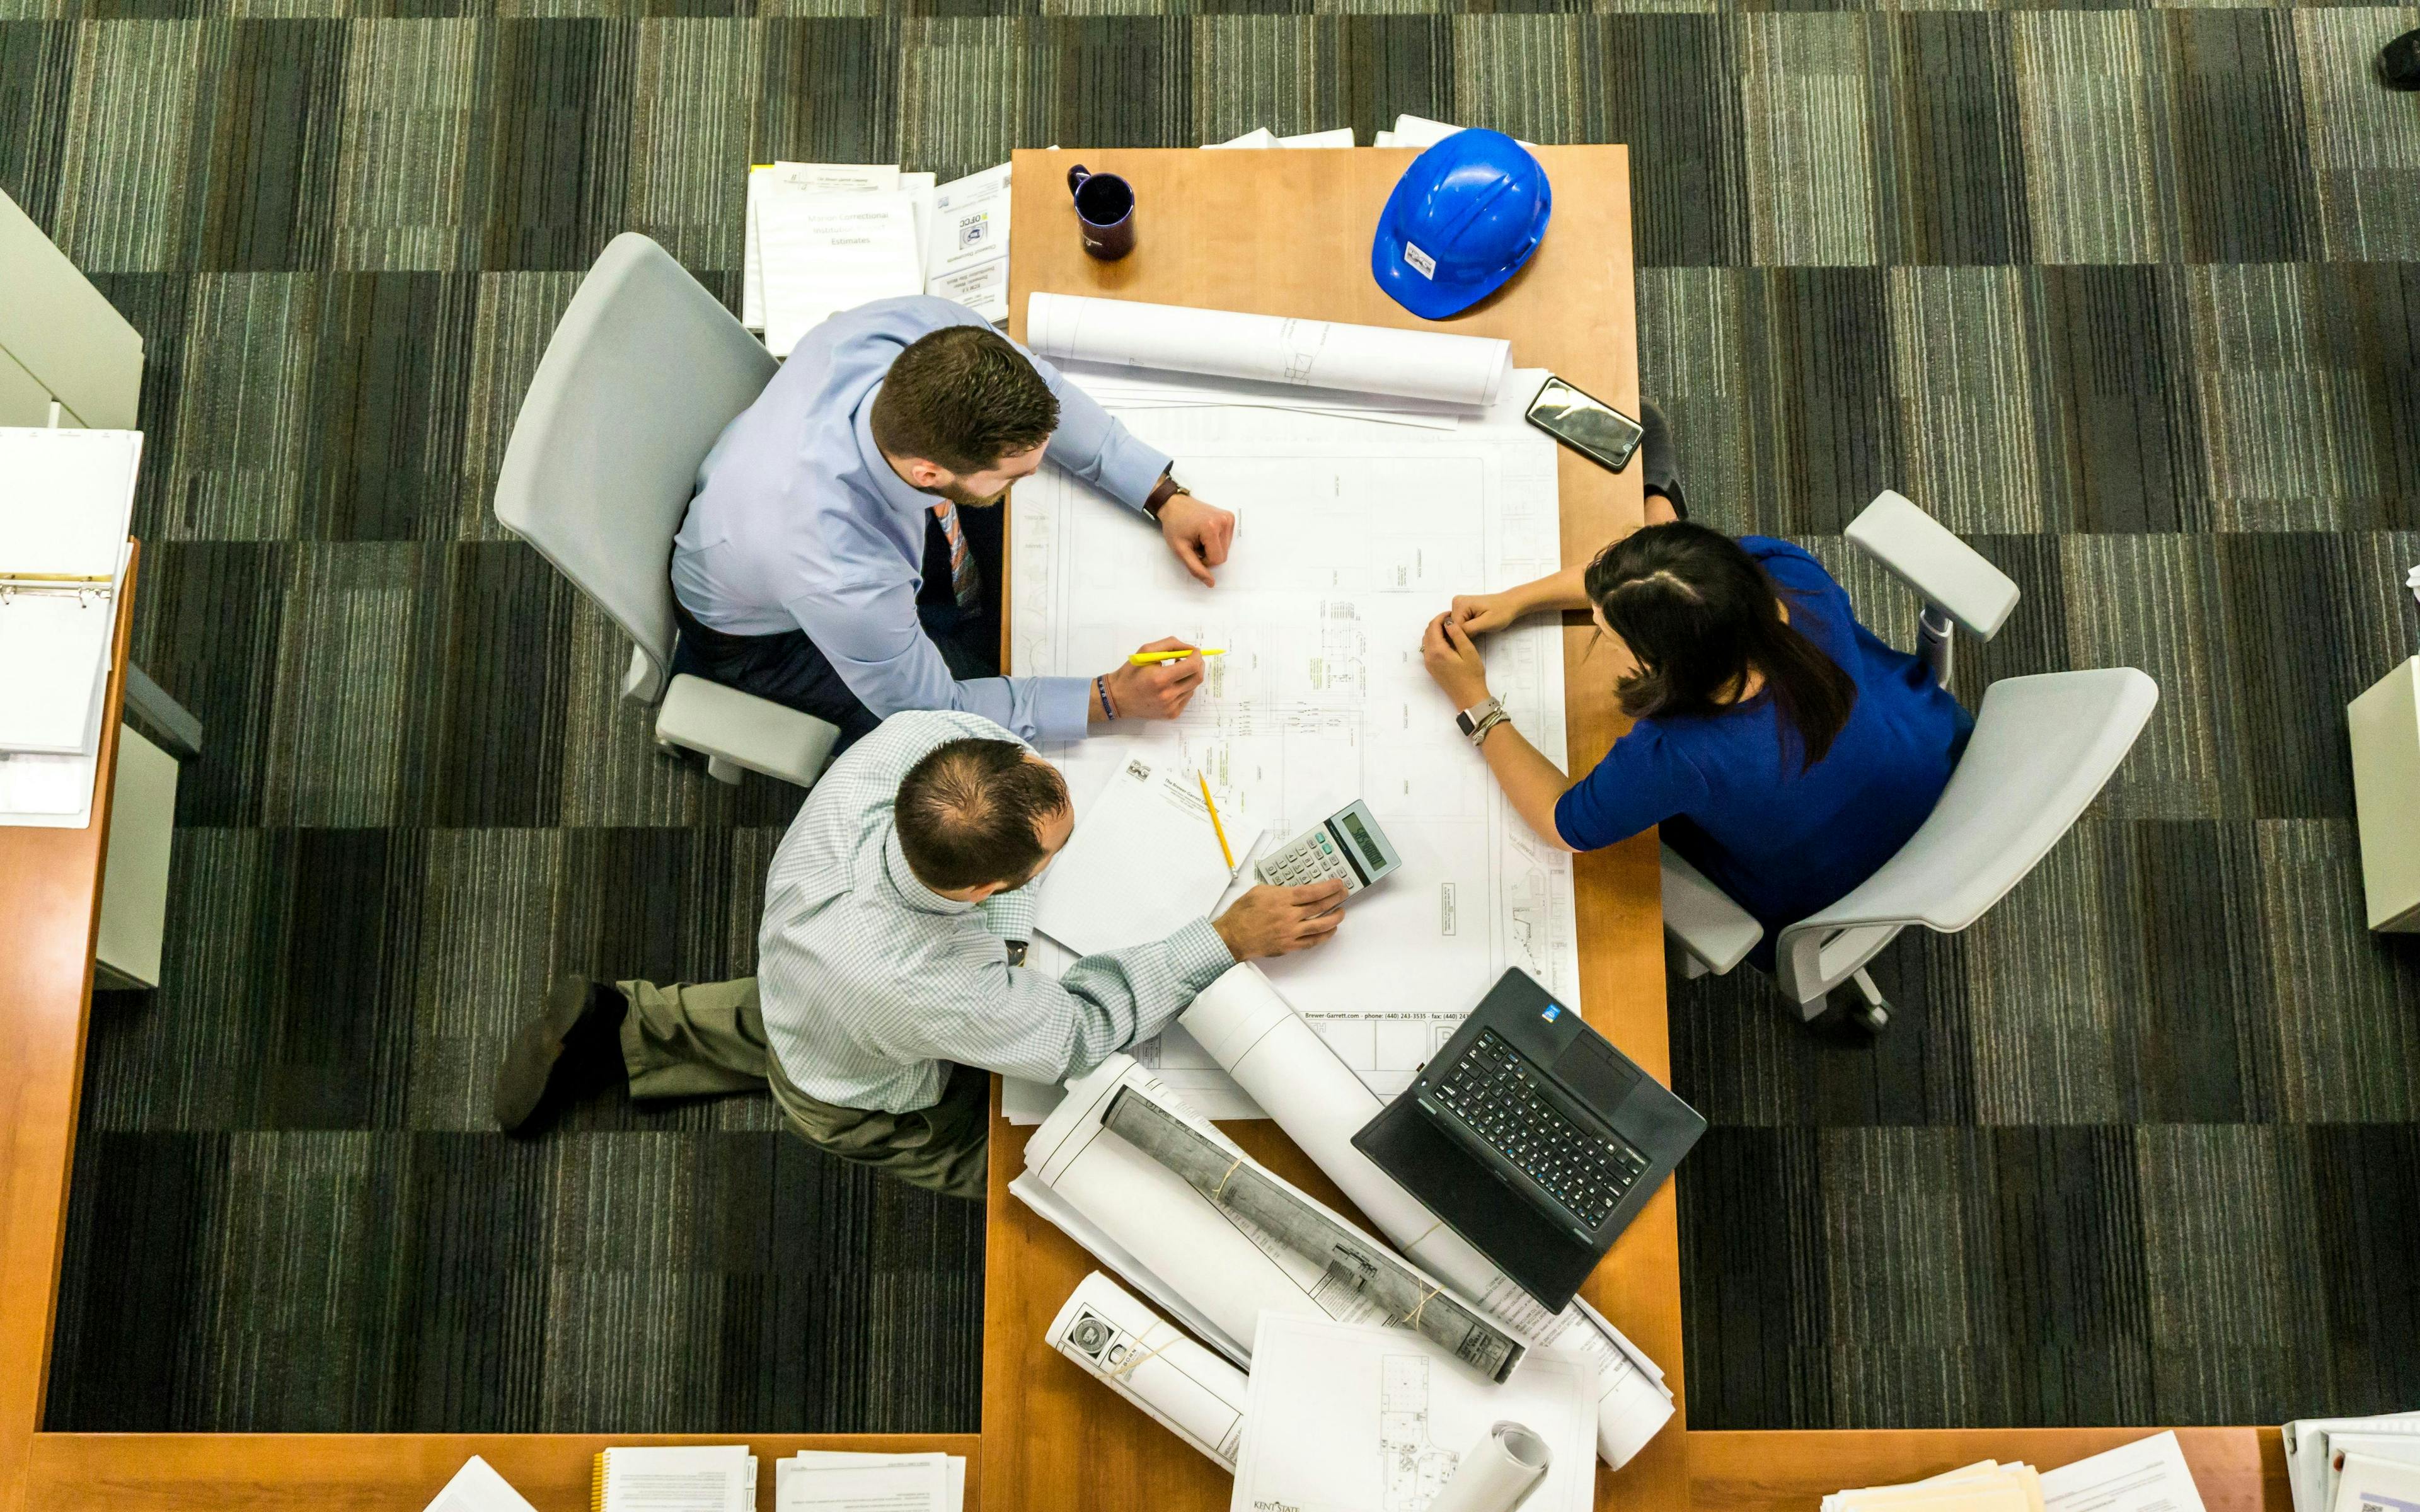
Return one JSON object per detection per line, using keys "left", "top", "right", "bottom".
{"left": 1402, "top": 241, "right": 1437, "bottom": 280}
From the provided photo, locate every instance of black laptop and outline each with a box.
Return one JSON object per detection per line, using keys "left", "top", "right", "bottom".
{"left": 1351, "top": 968, "right": 1705, "bottom": 1312}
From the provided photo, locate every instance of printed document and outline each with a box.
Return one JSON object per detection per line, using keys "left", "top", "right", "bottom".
{"left": 776, "top": 1453, "right": 950, "bottom": 1512}
{"left": 743, "top": 163, "right": 901, "bottom": 331}
{"left": 757, "top": 192, "right": 924, "bottom": 358}
{"left": 1032, "top": 756, "right": 1259, "bottom": 959}
{"left": 2038, "top": 1431, "right": 2207, "bottom": 1512}
{"left": 925, "top": 164, "right": 1010, "bottom": 322}
{"left": 1231, "top": 1314, "right": 1596, "bottom": 1512}
{"left": 1010, "top": 379, "right": 1579, "bottom": 1111}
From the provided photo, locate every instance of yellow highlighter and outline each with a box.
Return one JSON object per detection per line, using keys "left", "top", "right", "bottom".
{"left": 1197, "top": 774, "right": 1237, "bottom": 872}
{"left": 1129, "top": 647, "right": 1226, "bottom": 665}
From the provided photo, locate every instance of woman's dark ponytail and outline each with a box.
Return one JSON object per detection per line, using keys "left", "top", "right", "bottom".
{"left": 1582, "top": 523, "right": 1856, "bottom": 772}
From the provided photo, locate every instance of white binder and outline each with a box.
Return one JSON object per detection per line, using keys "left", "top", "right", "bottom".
{"left": 0, "top": 428, "right": 140, "bottom": 756}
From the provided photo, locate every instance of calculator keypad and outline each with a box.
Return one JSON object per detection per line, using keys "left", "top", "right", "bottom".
{"left": 1255, "top": 827, "right": 1363, "bottom": 892}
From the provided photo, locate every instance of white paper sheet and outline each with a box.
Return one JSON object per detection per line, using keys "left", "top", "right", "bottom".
{"left": 1178, "top": 963, "right": 1676, "bottom": 1470}
{"left": 925, "top": 163, "right": 1011, "bottom": 322}
{"left": 423, "top": 1457, "right": 541, "bottom": 1512}
{"left": 1048, "top": 1270, "right": 1251, "bottom": 1469}
{"left": 1205, "top": 127, "right": 1276, "bottom": 149}
{"left": 2327, "top": 1437, "right": 2420, "bottom": 1512}
{"left": 758, "top": 191, "right": 925, "bottom": 358}
{"left": 1279, "top": 127, "right": 1356, "bottom": 147}
{"left": 1231, "top": 1314, "right": 1595, "bottom": 1512}
{"left": 778, "top": 1450, "right": 962, "bottom": 1512}
{"left": 0, "top": 427, "right": 142, "bottom": 579}
{"left": 0, "top": 745, "right": 98, "bottom": 827}
{"left": 1034, "top": 755, "right": 1259, "bottom": 959}
{"left": 744, "top": 163, "right": 902, "bottom": 331}
{"left": 1026, "top": 294, "right": 1512, "bottom": 408}
{"left": 777, "top": 1456, "right": 945, "bottom": 1512}
{"left": 0, "top": 593, "right": 114, "bottom": 752}
{"left": 2038, "top": 1432, "right": 2208, "bottom": 1512}
{"left": 1011, "top": 382, "right": 1580, "bottom": 1111}
{"left": 1388, "top": 113, "right": 1541, "bottom": 151}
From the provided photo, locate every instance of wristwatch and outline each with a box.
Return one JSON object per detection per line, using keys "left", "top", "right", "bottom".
{"left": 1455, "top": 696, "right": 1508, "bottom": 747}
{"left": 1144, "top": 471, "right": 1188, "bottom": 518}
{"left": 1005, "top": 939, "right": 1029, "bottom": 968}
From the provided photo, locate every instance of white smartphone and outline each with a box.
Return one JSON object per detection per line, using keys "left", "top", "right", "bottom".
{"left": 1524, "top": 374, "right": 1645, "bottom": 472}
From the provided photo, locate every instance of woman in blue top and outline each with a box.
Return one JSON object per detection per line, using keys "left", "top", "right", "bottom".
{"left": 1420, "top": 437, "right": 1972, "bottom": 1014}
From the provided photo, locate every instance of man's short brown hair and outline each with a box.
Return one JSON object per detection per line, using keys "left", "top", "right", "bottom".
{"left": 869, "top": 326, "right": 1061, "bottom": 474}
{"left": 894, "top": 737, "right": 1072, "bottom": 892}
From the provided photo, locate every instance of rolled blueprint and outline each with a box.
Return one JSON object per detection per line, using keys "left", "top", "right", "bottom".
{"left": 1047, "top": 1271, "right": 1250, "bottom": 1471}
{"left": 1430, "top": 1423, "right": 1553, "bottom": 1512}
{"left": 1178, "top": 964, "right": 1678, "bottom": 1469}
{"left": 1100, "top": 1088, "right": 1523, "bottom": 1382}
{"left": 1025, "top": 293, "right": 1513, "bottom": 407}
{"left": 1025, "top": 1055, "right": 1479, "bottom": 1374}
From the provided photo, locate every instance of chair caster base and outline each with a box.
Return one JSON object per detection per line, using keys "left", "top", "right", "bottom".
{"left": 1850, "top": 1000, "right": 1890, "bottom": 1034}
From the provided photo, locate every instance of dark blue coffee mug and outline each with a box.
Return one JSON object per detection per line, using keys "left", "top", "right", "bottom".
{"left": 1067, "top": 164, "right": 1136, "bottom": 260}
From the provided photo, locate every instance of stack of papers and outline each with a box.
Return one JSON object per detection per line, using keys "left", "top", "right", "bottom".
{"left": 1826, "top": 1432, "right": 2207, "bottom": 1512}
{"left": 593, "top": 1446, "right": 754, "bottom": 1512}
{"left": 744, "top": 159, "right": 1011, "bottom": 353}
{"left": 775, "top": 1449, "right": 967, "bottom": 1511}
{"left": 0, "top": 427, "right": 139, "bottom": 830}
{"left": 2286, "top": 1409, "right": 2420, "bottom": 1512}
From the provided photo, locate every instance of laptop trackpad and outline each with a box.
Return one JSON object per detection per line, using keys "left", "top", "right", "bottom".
{"left": 1552, "top": 1036, "right": 1640, "bottom": 1110}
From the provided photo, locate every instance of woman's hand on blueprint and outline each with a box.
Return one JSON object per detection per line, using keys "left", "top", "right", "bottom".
{"left": 1158, "top": 493, "right": 1236, "bottom": 587}
{"left": 1420, "top": 613, "right": 1492, "bottom": 709}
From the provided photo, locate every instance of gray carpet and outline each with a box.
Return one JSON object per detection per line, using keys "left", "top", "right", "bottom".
{"left": 8, "top": 0, "right": 2419, "bottom": 1435}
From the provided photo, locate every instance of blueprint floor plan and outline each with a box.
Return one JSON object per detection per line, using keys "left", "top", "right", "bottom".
{"left": 1010, "top": 386, "right": 1582, "bottom": 1118}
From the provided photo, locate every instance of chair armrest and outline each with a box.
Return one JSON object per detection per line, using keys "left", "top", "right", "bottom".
{"left": 1845, "top": 490, "right": 2019, "bottom": 641}
{"left": 1659, "top": 844, "right": 1763, "bottom": 975}
{"left": 655, "top": 675, "right": 839, "bottom": 789}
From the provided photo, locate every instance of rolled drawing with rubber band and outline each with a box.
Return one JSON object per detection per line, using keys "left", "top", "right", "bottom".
{"left": 1046, "top": 1271, "right": 1250, "bottom": 1470}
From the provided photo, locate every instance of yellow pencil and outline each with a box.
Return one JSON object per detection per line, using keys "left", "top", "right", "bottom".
{"left": 1129, "top": 648, "right": 1227, "bottom": 665}
{"left": 1198, "top": 774, "right": 1236, "bottom": 871}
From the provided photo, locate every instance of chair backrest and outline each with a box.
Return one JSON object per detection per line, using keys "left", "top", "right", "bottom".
{"left": 493, "top": 232, "right": 776, "bottom": 702}
{"left": 1775, "top": 668, "right": 2158, "bottom": 1001}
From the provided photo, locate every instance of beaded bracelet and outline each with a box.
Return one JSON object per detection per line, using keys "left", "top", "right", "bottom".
{"left": 1095, "top": 674, "right": 1118, "bottom": 721}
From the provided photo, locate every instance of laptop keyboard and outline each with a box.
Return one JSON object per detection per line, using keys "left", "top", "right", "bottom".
{"left": 1429, "top": 1029, "right": 1652, "bottom": 1229}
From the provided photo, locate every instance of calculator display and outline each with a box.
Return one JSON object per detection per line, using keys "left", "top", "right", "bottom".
{"left": 1337, "top": 812, "right": 1385, "bottom": 871}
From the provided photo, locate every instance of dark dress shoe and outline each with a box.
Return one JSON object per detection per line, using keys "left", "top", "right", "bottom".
{"left": 494, "top": 974, "right": 630, "bottom": 1134}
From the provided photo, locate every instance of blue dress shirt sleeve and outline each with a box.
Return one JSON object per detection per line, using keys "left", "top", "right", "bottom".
{"left": 1020, "top": 346, "right": 1173, "bottom": 512}
{"left": 785, "top": 570, "right": 1093, "bottom": 744}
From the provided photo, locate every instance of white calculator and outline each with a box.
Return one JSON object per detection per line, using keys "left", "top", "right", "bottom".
{"left": 1255, "top": 799, "right": 1402, "bottom": 895}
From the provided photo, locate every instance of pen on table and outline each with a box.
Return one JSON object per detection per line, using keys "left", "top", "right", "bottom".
{"left": 1129, "top": 647, "right": 1226, "bottom": 665}
{"left": 1197, "top": 774, "right": 1237, "bottom": 872}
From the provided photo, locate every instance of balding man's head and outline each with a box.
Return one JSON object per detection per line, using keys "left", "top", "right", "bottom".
{"left": 894, "top": 738, "right": 1075, "bottom": 896}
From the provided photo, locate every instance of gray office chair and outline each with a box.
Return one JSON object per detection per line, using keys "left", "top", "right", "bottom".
{"left": 494, "top": 232, "right": 839, "bottom": 788}
{"left": 1660, "top": 491, "right": 2158, "bottom": 1031}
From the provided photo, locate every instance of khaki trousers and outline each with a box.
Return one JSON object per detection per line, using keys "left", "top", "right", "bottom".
{"left": 615, "top": 976, "right": 991, "bottom": 1201}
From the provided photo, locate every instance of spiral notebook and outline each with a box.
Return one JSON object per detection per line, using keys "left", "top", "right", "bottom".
{"left": 590, "top": 1446, "right": 754, "bottom": 1512}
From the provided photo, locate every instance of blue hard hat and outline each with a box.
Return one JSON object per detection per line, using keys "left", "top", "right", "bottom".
{"left": 1371, "top": 129, "right": 1552, "bottom": 320}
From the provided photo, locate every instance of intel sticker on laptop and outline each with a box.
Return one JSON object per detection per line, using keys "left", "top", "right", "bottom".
{"left": 1540, "top": 1004, "right": 1561, "bottom": 1022}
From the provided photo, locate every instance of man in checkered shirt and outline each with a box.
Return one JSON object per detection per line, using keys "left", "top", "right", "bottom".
{"left": 493, "top": 710, "right": 1347, "bottom": 1198}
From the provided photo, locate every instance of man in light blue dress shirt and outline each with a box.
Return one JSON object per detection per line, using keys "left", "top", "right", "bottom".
{"left": 670, "top": 295, "right": 1238, "bottom": 749}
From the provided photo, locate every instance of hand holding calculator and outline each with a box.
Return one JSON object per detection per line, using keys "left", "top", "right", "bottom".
{"left": 1255, "top": 800, "right": 1402, "bottom": 895}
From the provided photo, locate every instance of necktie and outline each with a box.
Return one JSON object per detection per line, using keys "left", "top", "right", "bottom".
{"left": 932, "top": 502, "right": 981, "bottom": 609}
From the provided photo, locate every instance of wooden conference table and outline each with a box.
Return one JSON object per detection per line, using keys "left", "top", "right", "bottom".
{"left": 0, "top": 151, "right": 2287, "bottom": 1511}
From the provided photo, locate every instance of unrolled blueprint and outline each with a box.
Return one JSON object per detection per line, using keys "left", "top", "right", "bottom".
{"left": 1010, "top": 381, "right": 1581, "bottom": 1111}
